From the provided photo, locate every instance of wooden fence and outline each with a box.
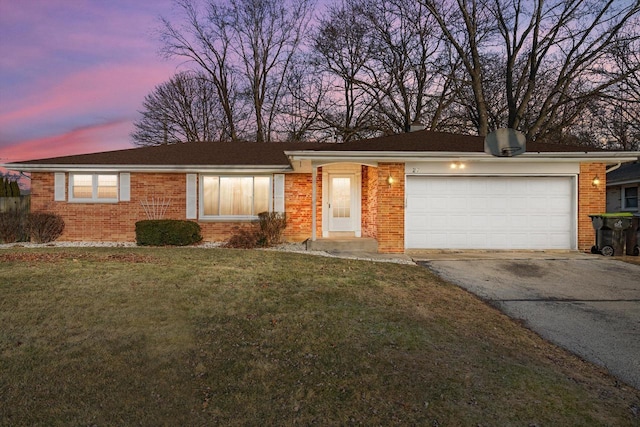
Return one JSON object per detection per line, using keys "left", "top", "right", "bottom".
{"left": 0, "top": 196, "right": 30, "bottom": 213}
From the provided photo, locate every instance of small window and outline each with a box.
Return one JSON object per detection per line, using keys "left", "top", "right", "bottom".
{"left": 622, "top": 186, "right": 638, "bottom": 210}
{"left": 201, "top": 175, "right": 270, "bottom": 218}
{"left": 70, "top": 174, "right": 118, "bottom": 202}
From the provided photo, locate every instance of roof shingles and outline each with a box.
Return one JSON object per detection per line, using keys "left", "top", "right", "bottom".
{"left": 8, "top": 129, "right": 618, "bottom": 168}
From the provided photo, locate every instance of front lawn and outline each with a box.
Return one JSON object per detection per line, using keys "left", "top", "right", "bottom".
{"left": 1, "top": 247, "right": 638, "bottom": 425}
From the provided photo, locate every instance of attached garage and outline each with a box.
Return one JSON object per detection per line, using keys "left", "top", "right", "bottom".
{"left": 405, "top": 176, "right": 575, "bottom": 250}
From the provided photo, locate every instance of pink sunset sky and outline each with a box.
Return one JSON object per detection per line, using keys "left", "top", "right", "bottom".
{"left": 0, "top": 0, "right": 185, "bottom": 165}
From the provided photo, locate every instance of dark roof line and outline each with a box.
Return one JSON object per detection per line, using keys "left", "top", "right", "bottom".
{"left": 7, "top": 129, "right": 620, "bottom": 167}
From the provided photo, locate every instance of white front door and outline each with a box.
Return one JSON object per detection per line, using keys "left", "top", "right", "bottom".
{"left": 329, "top": 174, "right": 354, "bottom": 232}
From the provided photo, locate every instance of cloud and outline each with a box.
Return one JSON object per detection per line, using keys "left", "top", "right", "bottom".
{"left": 0, "top": 0, "right": 181, "bottom": 146}
{"left": 0, "top": 119, "right": 134, "bottom": 164}
{"left": 0, "top": 60, "right": 178, "bottom": 140}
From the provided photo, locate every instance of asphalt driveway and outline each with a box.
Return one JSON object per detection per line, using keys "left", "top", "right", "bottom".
{"left": 415, "top": 252, "right": 640, "bottom": 390}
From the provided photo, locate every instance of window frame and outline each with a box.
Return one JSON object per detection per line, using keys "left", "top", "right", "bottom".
{"left": 199, "top": 174, "right": 272, "bottom": 220}
{"left": 622, "top": 186, "right": 638, "bottom": 211}
{"left": 68, "top": 173, "right": 119, "bottom": 203}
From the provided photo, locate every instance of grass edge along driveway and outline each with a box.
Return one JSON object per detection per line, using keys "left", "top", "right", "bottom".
{"left": 1, "top": 247, "right": 639, "bottom": 426}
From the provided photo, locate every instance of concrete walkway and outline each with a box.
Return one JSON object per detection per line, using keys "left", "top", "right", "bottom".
{"left": 415, "top": 252, "right": 640, "bottom": 390}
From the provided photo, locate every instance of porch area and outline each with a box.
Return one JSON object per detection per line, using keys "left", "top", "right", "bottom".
{"left": 283, "top": 160, "right": 406, "bottom": 254}
{"left": 305, "top": 236, "right": 378, "bottom": 253}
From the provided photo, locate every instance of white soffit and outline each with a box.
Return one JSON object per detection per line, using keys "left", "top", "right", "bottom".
{"left": 406, "top": 161, "right": 580, "bottom": 175}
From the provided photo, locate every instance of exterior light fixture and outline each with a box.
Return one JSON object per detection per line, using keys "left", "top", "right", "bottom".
{"left": 450, "top": 161, "right": 466, "bottom": 169}
{"left": 387, "top": 175, "right": 395, "bottom": 186}
{"left": 592, "top": 175, "right": 601, "bottom": 187}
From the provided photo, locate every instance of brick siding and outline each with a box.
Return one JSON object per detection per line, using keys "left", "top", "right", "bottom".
{"left": 282, "top": 172, "right": 322, "bottom": 241}
{"left": 31, "top": 172, "right": 269, "bottom": 242}
{"left": 31, "top": 162, "right": 605, "bottom": 253}
{"left": 376, "top": 163, "right": 405, "bottom": 253}
{"left": 361, "top": 165, "right": 378, "bottom": 239}
{"left": 577, "top": 163, "right": 606, "bottom": 252}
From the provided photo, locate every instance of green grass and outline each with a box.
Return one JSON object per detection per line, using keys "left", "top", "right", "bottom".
{"left": 1, "top": 247, "right": 638, "bottom": 425}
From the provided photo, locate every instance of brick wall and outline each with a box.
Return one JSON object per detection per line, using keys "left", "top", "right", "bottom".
{"left": 281, "top": 171, "right": 324, "bottom": 241}
{"left": 31, "top": 172, "right": 269, "bottom": 242}
{"left": 577, "top": 163, "right": 606, "bottom": 252}
{"left": 376, "top": 163, "right": 405, "bottom": 253}
{"left": 361, "top": 165, "right": 378, "bottom": 239}
{"left": 282, "top": 173, "right": 315, "bottom": 241}
{"left": 31, "top": 172, "right": 186, "bottom": 242}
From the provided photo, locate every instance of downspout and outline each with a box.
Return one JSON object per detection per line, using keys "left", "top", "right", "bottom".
{"left": 606, "top": 162, "right": 622, "bottom": 174}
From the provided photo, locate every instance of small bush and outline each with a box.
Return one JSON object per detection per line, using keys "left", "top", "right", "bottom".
{"left": 0, "top": 211, "right": 27, "bottom": 243}
{"left": 258, "top": 211, "right": 286, "bottom": 246}
{"left": 223, "top": 212, "right": 286, "bottom": 249}
{"left": 27, "top": 212, "right": 65, "bottom": 243}
{"left": 223, "top": 225, "right": 261, "bottom": 249}
{"left": 136, "top": 220, "right": 202, "bottom": 246}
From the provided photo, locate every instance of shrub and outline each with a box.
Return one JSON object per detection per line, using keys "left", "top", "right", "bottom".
{"left": 223, "top": 225, "right": 261, "bottom": 249}
{"left": 258, "top": 211, "right": 286, "bottom": 246}
{"left": 223, "top": 212, "right": 286, "bottom": 249}
{"left": 27, "top": 213, "right": 65, "bottom": 243}
{"left": 0, "top": 211, "right": 27, "bottom": 243}
{"left": 136, "top": 220, "right": 202, "bottom": 246}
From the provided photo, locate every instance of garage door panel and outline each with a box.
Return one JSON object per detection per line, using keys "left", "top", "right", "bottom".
{"left": 470, "top": 197, "right": 488, "bottom": 209}
{"left": 488, "top": 214, "right": 508, "bottom": 228}
{"left": 470, "top": 215, "right": 488, "bottom": 227}
{"left": 489, "top": 198, "right": 508, "bottom": 210}
{"left": 469, "top": 233, "right": 489, "bottom": 247}
{"left": 509, "top": 197, "right": 529, "bottom": 212}
{"left": 550, "top": 233, "right": 569, "bottom": 246}
{"left": 406, "top": 176, "right": 574, "bottom": 250}
{"left": 427, "top": 197, "right": 449, "bottom": 211}
{"left": 549, "top": 215, "right": 571, "bottom": 230}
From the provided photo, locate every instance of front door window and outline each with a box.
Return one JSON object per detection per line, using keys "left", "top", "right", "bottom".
{"left": 329, "top": 175, "right": 353, "bottom": 231}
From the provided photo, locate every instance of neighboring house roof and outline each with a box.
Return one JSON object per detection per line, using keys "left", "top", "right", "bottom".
{"left": 607, "top": 162, "right": 640, "bottom": 186}
{"left": 4, "top": 130, "right": 639, "bottom": 172}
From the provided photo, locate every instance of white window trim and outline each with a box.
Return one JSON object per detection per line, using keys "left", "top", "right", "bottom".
{"left": 68, "top": 173, "right": 119, "bottom": 203}
{"left": 622, "top": 186, "right": 638, "bottom": 211}
{"left": 198, "top": 174, "right": 273, "bottom": 221}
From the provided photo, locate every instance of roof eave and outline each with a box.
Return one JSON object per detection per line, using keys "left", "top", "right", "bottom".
{"left": 285, "top": 150, "right": 640, "bottom": 163}
{"left": 1, "top": 164, "right": 293, "bottom": 173}
{"left": 606, "top": 178, "right": 640, "bottom": 186}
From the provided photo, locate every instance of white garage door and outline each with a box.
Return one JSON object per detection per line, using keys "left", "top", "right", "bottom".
{"left": 405, "top": 176, "right": 574, "bottom": 250}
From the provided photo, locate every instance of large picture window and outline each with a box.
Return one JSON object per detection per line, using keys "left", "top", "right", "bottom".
{"left": 70, "top": 174, "right": 118, "bottom": 202}
{"left": 201, "top": 176, "right": 270, "bottom": 217}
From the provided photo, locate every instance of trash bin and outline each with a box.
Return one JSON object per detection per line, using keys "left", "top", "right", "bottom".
{"left": 625, "top": 214, "right": 640, "bottom": 256}
{"left": 589, "top": 214, "right": 633, "bottom": 256}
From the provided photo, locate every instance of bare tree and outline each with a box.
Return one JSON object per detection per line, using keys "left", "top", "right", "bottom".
{"left": 311, "top": 0, "right": 458, "bottom": 139}
{"left": 159, "top": 0, "right": 314, "bottom": 143}
{"left": 275, "top": 56, "right": 327, "bottom": 141}
{"left": 422, "top": 0, "right": 640, "bottom": 140}
{"left": 132, "top": 71, "right": 228, "bottom": 146}
{"left": 312, "top": 0, "right": 380, "bottom": 141}
{"left": 580, "top": 35, "right": 640, "bottom": 150}
{"left": 358, "top": 0, "right": 453, "bottom": 134}
{"left": 159, "top": 0, "right": 244, "bottom": 140}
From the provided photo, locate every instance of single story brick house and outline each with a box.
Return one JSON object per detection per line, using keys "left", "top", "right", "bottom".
{"left": 5, "top": 130, "right": 639, "bottom": 253}
{"left": 606, "top": 161, "right": 639, "bottom": 213}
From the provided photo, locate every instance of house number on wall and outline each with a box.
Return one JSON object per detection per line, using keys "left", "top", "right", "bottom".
{"left": 412, "top": 168, "right": 420, "bottom": 173}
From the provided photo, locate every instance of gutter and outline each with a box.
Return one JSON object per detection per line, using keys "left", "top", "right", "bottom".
{"left": 285, "top": 150, "right": 640, "bottom": 163}
{"left": 606, "top": 178, "right": 640, "bottom": 187}
{"left": 0, "top": 164, "right": 293, "bottom": 174}
{"left": 606, "top": 162, "right": 622, "bottom": 173}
